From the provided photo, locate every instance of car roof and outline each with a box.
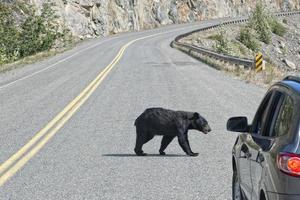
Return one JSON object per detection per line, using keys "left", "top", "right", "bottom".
{"left": 277, "top": 76, "right": 300, "bottom": 95}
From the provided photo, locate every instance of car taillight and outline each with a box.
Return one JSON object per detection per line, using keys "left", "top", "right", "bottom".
{"left": 277, "top": 153, "right": 300, "bottom": 177}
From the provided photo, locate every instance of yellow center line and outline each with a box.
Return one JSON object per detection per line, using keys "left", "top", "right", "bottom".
{"left": 0, "top": 45, "right": 124, "bottom": 186}
{"left": 0, "top": 48, "right": 120, "bottom": 186}
{"left": 0, "top": 29, "right": 183, "bottom": 186}
{"left": 0, "top": 43, "right": 124, "bottom": 176}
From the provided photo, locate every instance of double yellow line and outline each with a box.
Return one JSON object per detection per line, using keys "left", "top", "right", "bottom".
{"left": 0, "top": 32, "right": 164, "bottom": 186}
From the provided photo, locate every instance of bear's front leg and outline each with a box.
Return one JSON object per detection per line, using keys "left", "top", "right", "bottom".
{"left": 177, "top": 132, "right": 198, "bottom": 157}
{"left": 184, "top": 133, "right": 199, "bottom": 156}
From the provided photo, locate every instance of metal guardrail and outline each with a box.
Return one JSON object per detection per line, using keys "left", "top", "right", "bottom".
{"left": 172, "top": 11, "right": 300, "bottom": 68}
{"left": 172, "top": 42, "right": 254, "bottom": 67}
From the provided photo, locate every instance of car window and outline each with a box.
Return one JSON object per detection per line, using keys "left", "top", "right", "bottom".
{"left": 263, "top": 92, "right": 285, "bottom": 137}
{"left": 271, "top": 95, "right": 294, "bottom": 137}
{"left": 252, "top": 91, "right": 273, "bottom": 135}
{"left": 252, "top": 91, "right": 284, "bottom": 137}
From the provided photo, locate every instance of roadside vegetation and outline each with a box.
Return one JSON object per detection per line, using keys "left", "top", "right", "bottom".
{"left": 182, "top": 0, "right": 297, "bottom": 87}
{"left": 213, "top": 30, "right": 230, "bottom": 54}
{"left": 238, "top": 26, "right": 260, "bottom": 52}
{"left": 209, "top": 0, "right": 288, "bottom": 58}
{"left": 0, "top": 1, "right": 72, "bottom": 70}
{"left": 240, "top": 1, "right": 287, "bottom": 53}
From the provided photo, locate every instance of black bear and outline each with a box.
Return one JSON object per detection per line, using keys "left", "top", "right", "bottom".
{"left": 134, "top": 107, "right": 211, "bottom": 156}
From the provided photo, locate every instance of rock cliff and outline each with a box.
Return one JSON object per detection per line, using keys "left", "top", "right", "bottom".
{"left": 28, "top": 0, "right": 300, "bottom": 38}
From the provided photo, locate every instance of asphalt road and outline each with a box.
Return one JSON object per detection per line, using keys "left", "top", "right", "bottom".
{"left": 0, "top": 19, "right": 266, "bottom": 200}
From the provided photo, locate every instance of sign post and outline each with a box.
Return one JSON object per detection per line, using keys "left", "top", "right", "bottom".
{"left": 255, "top": 52, "right": 263, "bottom": 72}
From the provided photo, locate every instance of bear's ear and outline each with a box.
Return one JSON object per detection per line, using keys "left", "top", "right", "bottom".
{"left": 193, "top": 112, "right": 200, "bottom": 119}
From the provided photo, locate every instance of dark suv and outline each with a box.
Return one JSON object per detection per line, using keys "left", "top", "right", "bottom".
{"left": 227, "top": 76, "right": 300, "bottom": 200}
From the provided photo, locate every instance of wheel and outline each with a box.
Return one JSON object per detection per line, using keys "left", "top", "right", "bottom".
{"left": 232, "top": 169, "right": 244, "bottom": 200}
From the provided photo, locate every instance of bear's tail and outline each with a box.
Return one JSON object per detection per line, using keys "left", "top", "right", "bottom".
{"left": 134, "top": 118, "right": 138, "bottom": 126}
{"left": 134, "top": 115, "right": 141, "bottom": 126}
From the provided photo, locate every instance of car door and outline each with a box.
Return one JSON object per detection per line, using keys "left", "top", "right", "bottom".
{"left": 238, "top": 133, "right": 253, "bottom": 199}
{"left": 237, "top": 90, "right": 274, "bottom": 199}
{"left": 249, "top": 89, "right": 295, "bottom": 199}
{"left": 248, "top": 89, "right": 284, "bottom": 199}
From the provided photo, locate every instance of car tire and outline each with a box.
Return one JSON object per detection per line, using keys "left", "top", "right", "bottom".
{"left": 232, "top": 169, "right": 244, "bottom": 200}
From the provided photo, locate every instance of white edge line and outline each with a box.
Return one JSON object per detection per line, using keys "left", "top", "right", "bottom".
{"left": 0, "top": 38, "right": 115, "bottom": 90}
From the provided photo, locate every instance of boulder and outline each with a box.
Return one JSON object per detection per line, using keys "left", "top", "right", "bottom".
{"left": 283, "top": 59, "right": 297, "bottom": 70}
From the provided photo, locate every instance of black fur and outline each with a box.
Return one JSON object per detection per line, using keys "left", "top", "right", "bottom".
{"left": 134, "top": 107, "right": 211, "bottom": 156}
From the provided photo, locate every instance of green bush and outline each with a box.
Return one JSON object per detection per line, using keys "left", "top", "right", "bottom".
{"left": 238, "top": 0, "right": 287, "bottom": 52}
{"left": 269, "top": 18, "right": 286, "bottom": 36}
{"left": 0, "top": 1, "right": 62, "bottom": 65}
{"left": 0, "top": 3, "right": 20, "bottom": 62}
{"left": 214, "top": 31, "right": 230, "bottom": 54}
{"left": 19, "top": 2, "right": 59, "bottom": 57}
{"left": 249, "top": 1, "right": 272, "bottom": 44}
{"left": 238, "top": 26, "right": 260, "bottom": 52}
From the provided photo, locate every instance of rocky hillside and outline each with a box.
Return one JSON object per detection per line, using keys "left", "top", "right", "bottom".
{"left": 28, "top": 0, "right": 300, "bottom": 39}
{"left": 182, "top": 14, "right": 300, "bottom": 68}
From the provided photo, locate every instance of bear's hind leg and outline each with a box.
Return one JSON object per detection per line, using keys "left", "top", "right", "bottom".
{"left": 159, "top": 136, "right": 175, "bottom": 155}
{"left": 144, "top": 133, "right": 154, "bottom": 144}
{"left": 134, "top": 128, "right": 150, "bottom": 156}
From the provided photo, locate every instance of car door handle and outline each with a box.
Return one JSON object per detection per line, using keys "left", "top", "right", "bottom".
{"left": 240, "top": 151, "right": 252, "bottom": 159}
{"left": 256, "top": 152, "right": 265, "bottom": 163}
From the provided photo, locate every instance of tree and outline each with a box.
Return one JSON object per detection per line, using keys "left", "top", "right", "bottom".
{"left": 0, "top": 3, "right": 20, "bottom": 62}
{"left": 250, "top": 1, "right": 272, "bottom": 44}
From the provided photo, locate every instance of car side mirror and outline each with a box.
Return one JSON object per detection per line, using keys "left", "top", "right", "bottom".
{"left": 227, "top": 117, "right": 249, "bottom": 132}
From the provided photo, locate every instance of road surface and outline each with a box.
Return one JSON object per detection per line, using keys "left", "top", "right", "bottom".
{"left": 0, "top": 19, "right": 265, "bottom": 199}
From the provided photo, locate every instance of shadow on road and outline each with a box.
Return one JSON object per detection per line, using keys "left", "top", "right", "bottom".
{"left": 102, "top": 154, "right": 188, "bottom": 157}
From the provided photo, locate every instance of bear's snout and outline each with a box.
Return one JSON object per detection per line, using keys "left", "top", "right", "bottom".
{"left": 202, "top": 124, "right": 212, "bottom": 134}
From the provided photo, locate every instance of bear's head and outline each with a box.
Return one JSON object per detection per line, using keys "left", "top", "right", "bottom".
{"left": 189, "top": 112, "right": 211, "bottom": 134}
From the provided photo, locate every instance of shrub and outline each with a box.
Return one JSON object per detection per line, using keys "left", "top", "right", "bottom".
{"left": 249, "top": 1, "right": 272, "bottom": 44}
{"left": 214, "top": 31, "right": 230, "bottom": 54}
{"left": 0, "top": 1, "right": 62, "bottom": 64}
{"left": 238, "top": 26, "right": 260, "bottom": 52}
{"left": 268, "top": 18, "right": 286, "bottom": 36}
{"left": 19, "top": 1, "right": 59, "bottom": 57}
{"left": 0, "top": 3, "right": 20, "bottom": 62}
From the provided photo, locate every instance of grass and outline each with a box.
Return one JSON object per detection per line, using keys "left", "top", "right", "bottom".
{"left": 213, "top": 31, "right": 230, "bottom": 54}
{"left": 206, "top": 34, "right": 222, "bottom": 41}
{"left": 0, "top": 50, "right": 57, "bottom": 73}
{"left": 229, "top": 40, "right": 255, "bottom": 58}
{"left": 0, "top": 43, "right": 76, "bottom": 73}
{"left": 263, "top": 62, "right": 285, "bottom": 85}
{"left": 269, "top": 18, "right": 287, "bottom": 36}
